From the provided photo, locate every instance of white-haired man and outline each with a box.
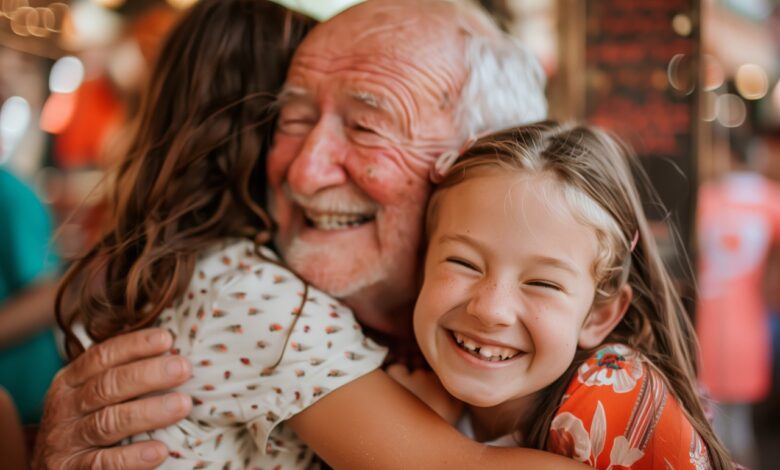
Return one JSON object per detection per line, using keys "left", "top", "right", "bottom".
{"left": 34, "top": 1, "right": 550, "bottom": 467}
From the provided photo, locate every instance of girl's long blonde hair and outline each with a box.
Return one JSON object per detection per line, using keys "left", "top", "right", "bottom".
{"left": 427, "top": 121, "right": 733, "bottom": 469}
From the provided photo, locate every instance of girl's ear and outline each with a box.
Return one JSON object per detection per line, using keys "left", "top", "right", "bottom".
{"left": 578, "top": 284, "right": 632, "bottom": 349}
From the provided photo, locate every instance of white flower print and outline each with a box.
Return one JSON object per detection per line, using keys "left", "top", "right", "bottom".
{"left": 609, "top": 435, "right": 644, "bottom": 468}
{"left": 578, "top": 344, "right": 644, "bottom": 393}
{"left": 549, "top": 412, "right": 592, "bottom": 463}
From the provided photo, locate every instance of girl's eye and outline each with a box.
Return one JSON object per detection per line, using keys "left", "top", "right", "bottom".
{"left": 527, "top": 280, "right": 562, "bottom": 291}
{"left": 446, "top": 257, "right": 479, "bottom": 271}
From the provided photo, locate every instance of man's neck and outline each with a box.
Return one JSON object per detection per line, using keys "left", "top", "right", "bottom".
{"left": 343, "top": 287, "right": 415, "bottom": 340}
{"left": 343, "top": 289, "right": 428, "bottom": 369}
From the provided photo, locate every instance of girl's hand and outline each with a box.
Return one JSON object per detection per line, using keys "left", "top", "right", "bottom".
{"left": 386, "top": 363, "right": 463, "bottom": 425}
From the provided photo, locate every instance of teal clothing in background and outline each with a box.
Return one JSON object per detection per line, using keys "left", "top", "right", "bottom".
{"left": 0, "top": 168, "right": 62, "bottom": 424}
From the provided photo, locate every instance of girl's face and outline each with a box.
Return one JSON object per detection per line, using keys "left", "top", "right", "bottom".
{"left": 414, "top": 172, "right": 602, "bottom": 409}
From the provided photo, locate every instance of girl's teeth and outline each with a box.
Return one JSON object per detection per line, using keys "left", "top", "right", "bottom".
{"left": 452, "top": 331, "right": 520, "bottom": 361}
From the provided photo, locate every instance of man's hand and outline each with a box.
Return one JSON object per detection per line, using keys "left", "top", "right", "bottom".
{"left": 33, "top": 328, "right": 192, "bottom": 469}
{"left": 386, "top": 364, "right": 463, "bottom": 425}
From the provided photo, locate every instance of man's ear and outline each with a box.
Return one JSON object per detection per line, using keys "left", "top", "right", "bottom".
{"left": 578, "top": 284, "right": 632, "bottom": 349}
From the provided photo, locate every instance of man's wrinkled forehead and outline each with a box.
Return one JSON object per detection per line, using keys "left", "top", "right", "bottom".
{"left": 311, "top": 0, "right": 463, "bottom": 45}
{"left": 285, "top": 0, "right": 467, "bottom": 94}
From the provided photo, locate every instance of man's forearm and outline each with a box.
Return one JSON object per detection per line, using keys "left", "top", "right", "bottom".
{"left": 0, "top": 279, "right": 59, "bottom": 348}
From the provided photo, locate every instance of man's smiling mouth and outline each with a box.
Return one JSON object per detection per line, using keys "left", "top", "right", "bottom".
{"left": 451, "top": 331, "right": 522, "bottom": 362}
{"left": 303, "top": 209, "right": 376, "bottom": 230}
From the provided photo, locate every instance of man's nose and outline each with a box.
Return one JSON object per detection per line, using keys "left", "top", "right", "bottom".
{"left": 466, "top": 279, "right": 518, "bottom": 328}
{"left": 286, "top": 116, "right": 349, "bottom": 196}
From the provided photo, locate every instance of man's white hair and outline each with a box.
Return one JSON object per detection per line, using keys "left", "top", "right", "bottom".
{"left": 455, "top": 6, "right": 548, "bottom": 137}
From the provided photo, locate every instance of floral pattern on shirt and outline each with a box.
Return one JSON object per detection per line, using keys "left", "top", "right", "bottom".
{"left": 126, "top": 239, "right": 387, "bottom": 469}
{"left": 548, "top": 344, "right": 711, "bottom": 469}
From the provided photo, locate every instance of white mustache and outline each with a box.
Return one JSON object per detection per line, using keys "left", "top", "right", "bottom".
{"left": 283, "top": 183, "right": 379, "bottom": 214}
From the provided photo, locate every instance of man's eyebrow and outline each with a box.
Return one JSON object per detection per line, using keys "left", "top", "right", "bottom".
{"left": 276, "top": 85, "right": 312, "bottom": 106}
{"left": 347, "top": 89, "right": 391, "bottom": 113}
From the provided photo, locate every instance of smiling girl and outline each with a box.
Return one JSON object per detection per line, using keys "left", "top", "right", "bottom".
{"left": 412, "top": 122, "right": 734, "bottom": 469}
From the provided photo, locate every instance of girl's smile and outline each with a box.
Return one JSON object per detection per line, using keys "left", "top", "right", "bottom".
{"left": 449, "top": 330, "right": 524, "bottom": 363}
{"left": 414, "top": 171, "right": 603, "bottom": 411}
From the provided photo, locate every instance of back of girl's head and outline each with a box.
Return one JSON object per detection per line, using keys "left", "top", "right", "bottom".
{"left": 57, "top": 0, "right": 315, "bottom": 358}
{"left": 428, "top": 121, "right": 732, "bottom": 469}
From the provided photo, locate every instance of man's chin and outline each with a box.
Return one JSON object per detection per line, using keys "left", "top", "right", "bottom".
{"left": 283, "top": 236, "right": 385, "bottom": 299}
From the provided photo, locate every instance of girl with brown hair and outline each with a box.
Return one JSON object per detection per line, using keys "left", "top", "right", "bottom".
{"left": 412, "top": 121, "right": 735, "bottom": 469}
{"left": 55, "top": 1, "right": 593, "bottom": 468}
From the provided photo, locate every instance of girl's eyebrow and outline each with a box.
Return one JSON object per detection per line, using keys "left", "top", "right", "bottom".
{"left": 438, "top": 233, "right": 581, "bottom": 276}
{"left": 526, "top": 255, "right": 580, "bottom": 276}
{"left": 437, "top": 233, "right": 480, "bottom": 248}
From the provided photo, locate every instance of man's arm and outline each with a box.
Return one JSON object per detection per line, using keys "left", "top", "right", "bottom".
{"left": 33, "top": 328, "right": 192, "bottom": 470}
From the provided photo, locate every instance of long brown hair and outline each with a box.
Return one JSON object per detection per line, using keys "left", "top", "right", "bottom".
{"left": 56, "top": 0, "right": 315, "bottom": 359}
{"left": 427, "top": 122, "right": 733, "bottom": 469}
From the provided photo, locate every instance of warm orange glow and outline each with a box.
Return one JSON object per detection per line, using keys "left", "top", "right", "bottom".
{"left": 39, "top": 92, "right": 77, "bottom": 134}
{"left": 92, "top": 0, "right": 126, "bottom": 8}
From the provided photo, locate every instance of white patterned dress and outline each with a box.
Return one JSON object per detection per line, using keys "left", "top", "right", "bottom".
{"left": 127, "top": 239, "right": 387, "bottom": 469}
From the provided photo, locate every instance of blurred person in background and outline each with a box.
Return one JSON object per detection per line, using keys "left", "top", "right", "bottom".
{"left": 696, "top": 123, "right": 780, "bottom": 470}
{"left": 0, "top": 160, "right": 62, "bottom": 425}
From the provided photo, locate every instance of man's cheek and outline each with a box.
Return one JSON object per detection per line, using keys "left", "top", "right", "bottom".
{"left": 353, "top": 148, "right": 430, "bottom": 195}
{"left": 267, "top": 135, "right": 303, "bottom": 184}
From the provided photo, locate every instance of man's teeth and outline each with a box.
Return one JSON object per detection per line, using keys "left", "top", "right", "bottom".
{"left": 304, "top": 211, "right": 374, "bottom": 230}
{"left": 452, "top": 331, "right": 520, "bottom": 362}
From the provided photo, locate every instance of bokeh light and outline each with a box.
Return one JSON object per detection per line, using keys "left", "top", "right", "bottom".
{"left": 49, "top": 56, "right": 85, "bottom": 94}
{"left": 70, "top": 0, "right": 122, "bottom": 46}
{"left": 702, "top": 55, "right": 725, "bottom": 91}
{"left": 672, "top": 13, "right": 692, "bottom": 37}
{"left": 91, "top": 0, "right": 126, "bottom": 8}
{"left": 701, "top": 91, "right": 718, "bottom": 122}
{"left": 715, "top": 93, "right": 747, "bottom": 128}
{"left": 735, "top": 63, "right": 769, "bottom": 100}
{"left": 166, "top": 0, "right": 198, "bottom": 10}
{"left": 0, "top": 96, "right": 31, "bottom": 164}
{"left": 667, "top": 53, "right": 695, "bottom": 95}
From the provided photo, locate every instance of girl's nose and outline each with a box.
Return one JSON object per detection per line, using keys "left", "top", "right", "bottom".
{"left": 465, "top": 279, "right": 518, "bottom": 328}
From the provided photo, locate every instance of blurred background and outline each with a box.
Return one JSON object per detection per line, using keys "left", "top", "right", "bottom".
{"left": 0, "top": 0, "right": 778, "bottom": 467}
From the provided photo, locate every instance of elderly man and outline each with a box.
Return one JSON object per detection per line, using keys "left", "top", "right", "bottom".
{"left": 34, "top": 0, "right": 549, "bottom": 467}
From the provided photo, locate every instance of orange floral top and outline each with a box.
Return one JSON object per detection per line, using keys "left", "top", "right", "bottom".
{"left": 548, "top": 344, "right": 711, "bottom": 469}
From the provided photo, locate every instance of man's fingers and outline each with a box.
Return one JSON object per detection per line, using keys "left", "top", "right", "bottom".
{"left": 64, "top": 328, "right": 173, "bottom": 387}
{"left": 71, "top": 440, "right": 169, "bottom": 470}
{"left": 77, "top": 392, "right": 192, "bottom": 447}
{"left": 79, "top": 354, "right": 191, "bottom": 413}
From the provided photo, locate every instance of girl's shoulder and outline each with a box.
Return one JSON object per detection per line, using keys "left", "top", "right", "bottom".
{"left": 191, "top": 238, "right": 310, "bottom": 298}
{"left": 195, "top": 238, "right": 282, "bottom": 275}
{"left": 568, "top": 343, "right": 645, "bottom": 393}
{"left": 548, "top": 343, "right": 710, "bottom": 469}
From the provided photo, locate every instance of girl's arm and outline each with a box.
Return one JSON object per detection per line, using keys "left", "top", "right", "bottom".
{"left": 289, "top": 369, "right": 588, "bottom": 469}
{"left": 386, "top": 363, "right": 463, "bottom": 424}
